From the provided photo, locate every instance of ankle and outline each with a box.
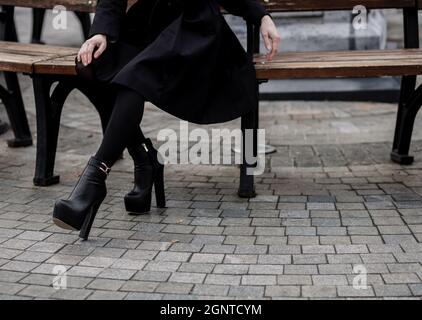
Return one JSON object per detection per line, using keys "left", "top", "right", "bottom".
{"left": 89, "top": 156, "right": 111, "bottom": 176}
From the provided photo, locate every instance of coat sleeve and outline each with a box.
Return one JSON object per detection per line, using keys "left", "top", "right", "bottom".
{"left": 216, "top": 0, "right": 269, "bottom": 25}
{"left": 89, "top": 0, "right": 128, "bottom": 41}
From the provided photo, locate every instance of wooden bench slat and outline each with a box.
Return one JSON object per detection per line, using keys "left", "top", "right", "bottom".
{"left": 0, "top": 41, "right": 78, "bottom": 73}
{"left": 0, "top": 0, "right": 97, "bottom": 12}
{"left": 0, "top": 0, "right": 416, "bottom": 13}
{"left": 24, "top": 45, "right": 422, "bottom": 80}
{"left": 255, "top": 49, "right": 422, "bottom": 79}
{"left": 33, "top": 54, "right": 79, "bottom": 75}
{"left": 261, "top": 0, "right": 416, "bottom": 12}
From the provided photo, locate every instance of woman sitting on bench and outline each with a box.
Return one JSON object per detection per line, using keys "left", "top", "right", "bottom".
{"left": 52, "top": 0, "right": 280, "bottom": 240}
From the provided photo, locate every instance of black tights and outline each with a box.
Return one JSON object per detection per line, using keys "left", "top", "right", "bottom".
{"left": 95, "top": 86, "right": 146, "bottom": 167}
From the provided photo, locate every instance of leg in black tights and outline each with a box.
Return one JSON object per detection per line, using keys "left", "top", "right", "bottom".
{"left": 95, "top": 86, "right": 146, "bottom": 167}
{"left": 53, "top": 86, "right": 164, "bottom": 240}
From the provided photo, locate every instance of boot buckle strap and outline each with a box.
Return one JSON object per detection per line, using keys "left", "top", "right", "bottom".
{"left": 99, "top": 161, "right": 111, "bottom": 175}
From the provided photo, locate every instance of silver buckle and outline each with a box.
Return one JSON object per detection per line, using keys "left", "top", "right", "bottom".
{"left": 99, "top": 161, "right": 111, "bottom": 175}
{"left": 142, "top": 143, "right": 149, "bottom": 152}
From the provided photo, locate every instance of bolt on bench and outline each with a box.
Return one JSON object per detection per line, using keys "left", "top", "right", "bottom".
{"left": 1, "top": 0, "right": 422, "bottom": 199}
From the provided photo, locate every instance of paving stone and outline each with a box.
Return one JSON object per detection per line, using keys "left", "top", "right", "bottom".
{"left": 144, "top": 261, "right": 181, "bottom": 272}
{"left": 248, "top": 264, "right": 284, "bottom": 275}
{"left": 213, "top": 265, "right": 249, "bottom": 275}
{"left": 312, "top": 275, "right": 348, "bottom": 285}
{"left": 122, "top": 250, "right": 161, "bottom": 262}
{"left": 382, "top": 273, "right": 420, "bottom": 284}
{"left": 301, "top": 285, "right": 337, "bottom": 298}
{"left": 51, "top": 288, "right": 93, "bottom": 300}
{"left": 17, "top": 285, "right": 56, "bottom": 298}
{"left": 88, "top": 290, "right": 127, "bottom": 300}
{"left": 154, "top": 251, "right": 191, "bottom": 262}
{"left": 86, "top": 278, "right": 124, "bottom": 291}
{"left": 409, "top": 284, "right": 422, "bottom": 296}
{"left": 120, "top": 281, "right": 159, "bottom": 293}
{"left": 265, "top": 286, "right": 301, "bottom": 298}
{"left": 155, "top": 282, "right": 194, "bottom": 294}
{"left": 224, "top": 255, "right": 258, "bottom": 264}
{"left": 241, "top": 275, "right": 277, "bottom": 286}
{"left": 205, "top": 275, "right": 241, "bottom": 286}
{"left": 228, "top": 285, "right": 265, "bottom": 297}
{"left": 125, "top": 292, "right": 163, "bottom": 300}
{"left": 0, "top": 282, "right": 27, "bottom": 295}
{"left": 337, "top": 286, "right": 375, "bottom": 297}
{"left": 111, "top": 259, "right": 148, "bottom": 270}
{"left": 133, "top": 271, "right": 171, "bottom": 282}
{"left": 293, "top": 254, "right": 327, "bottom": 264}
{"left": 190, "top": 254, "right": 224, "bottom": 264}
{"left": 97, "top": 268, "right": 137, "bottom": 280}
{"left": 284, "top": 265, "right": 318, "bottom": 275}
{"left": 373, "top": 284, "right": 412, "bottom": 297}
{"left": 178, "top": 263, "right": 215, "bottom": 274}
{"left": 68, "top": 266, "right": 103, "bottom": 278}
{"left": 277, "top": 275, "right": 312, "bottom": 285}
{"left": 0, "top": 270, "right": 27, "bottom": 283}
{"left": 318, "top": 264, "right": 353, "bottom": 275}
{"left": 169, "top": 272, "right": 206, "bottom": 284}
{"left": 360, "top": 253, "right": 396, "bottom": 264}
{"left": 0, "top": 261, "right": 39, "bottom": 272}
{"left": 193, "top": 284, "right": 229, "bottom": 296}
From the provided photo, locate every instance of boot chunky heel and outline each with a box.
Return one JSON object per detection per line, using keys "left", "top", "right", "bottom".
{"left": 125, "top": 139, "right": 166, "bottom": 215}
{"left": 53, "top": 157, "right": 110, "bottom": 240}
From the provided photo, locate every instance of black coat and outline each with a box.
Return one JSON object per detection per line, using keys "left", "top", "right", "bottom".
{"left": 78, "top": 0, "right": 268, "bottom": 124}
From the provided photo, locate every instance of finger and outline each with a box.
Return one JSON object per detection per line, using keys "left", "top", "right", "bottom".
{"left": 269, "top": 36, "right": 279, "bottom": 60}
{"left": 83, "top": 43, "right": 94, "bottom": 66}
{"left": 94, "top": 41, "right": 106, "bottom": 59}
{"left": 80, "top": 43, "right": 88, "bottom": 65}
{"left": 86, "top": 43, "right": 95, "bottom": 65}
{"left": 262, "top": 32, "right": 271, "bottom": 53}
{"left": 77, "top": 44, "right": 86, "bottom": 62}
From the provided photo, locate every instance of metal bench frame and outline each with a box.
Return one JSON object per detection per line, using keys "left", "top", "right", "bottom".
{"left": 0, "top": 5, "right": 32, "bottom": 147}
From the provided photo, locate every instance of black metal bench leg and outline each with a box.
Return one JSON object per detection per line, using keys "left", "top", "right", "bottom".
{"left": 74, "top": 11, "right": 91, "bottom": 40}
{"left": 0, "top": 119, "right": 8, "bottom": 135}
{"left": 32, "top": 76, "right": 73, "bottom": 186}
{"left": 31, "top": 8, "right": 45, "bottom": 44}
{"left": 238, "top": 100, "right": 258, "bottom": 198}
{"left": 391, "top": 80, "right": 422, "bottom": 165}
{"left": 1, "top": 72, "right": 33, "bottom": 147}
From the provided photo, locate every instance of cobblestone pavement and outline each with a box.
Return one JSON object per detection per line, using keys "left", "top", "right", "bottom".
{"left": 0, "top": 9, "right": 422, "bottom": 300}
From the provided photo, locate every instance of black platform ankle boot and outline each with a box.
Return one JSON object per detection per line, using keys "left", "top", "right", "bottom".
{"left": 52, "top": 157, "right": 110, "bottom": 240}
{"left": 125, "top": 138, "right": 166, "bottom": 215}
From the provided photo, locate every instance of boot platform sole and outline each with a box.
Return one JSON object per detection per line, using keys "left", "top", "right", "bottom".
{"left": 53, "top": 217, "right": 78, "bottom": 231}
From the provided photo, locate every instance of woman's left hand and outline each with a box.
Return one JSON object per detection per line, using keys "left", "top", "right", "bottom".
{"left": 261, "top": 15, "right": 280, "bottom": 61}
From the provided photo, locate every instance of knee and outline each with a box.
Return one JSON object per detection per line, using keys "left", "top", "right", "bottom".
{"left": 75, "top": 58, "right": 95, "bottom": 82}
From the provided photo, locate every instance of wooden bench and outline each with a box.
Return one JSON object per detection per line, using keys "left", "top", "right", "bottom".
{"left": 1, "top": 1, "right": 422, "bottom": 199}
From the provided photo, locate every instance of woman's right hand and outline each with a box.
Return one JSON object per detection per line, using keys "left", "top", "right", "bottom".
{"left": 77, "top": 34, "right": 108, "bottom": 66}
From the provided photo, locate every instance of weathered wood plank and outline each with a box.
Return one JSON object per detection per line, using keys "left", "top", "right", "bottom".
{"left": 254, "top": 49, "right": 422, "bottom": 78}
{"left": 0, "top": 0, "right": 98, "bottom": 12}
{"left": 0, "top": 41, "right": 77, "bottom": 73}
{"left": 260, "top": 0, "right": 416, "bottom": 12}
{"left": 0, "top": 0, "right": 416, "bottom": 12}
{"left": 26, "top": 45, "right": 422, "bottom": 79}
